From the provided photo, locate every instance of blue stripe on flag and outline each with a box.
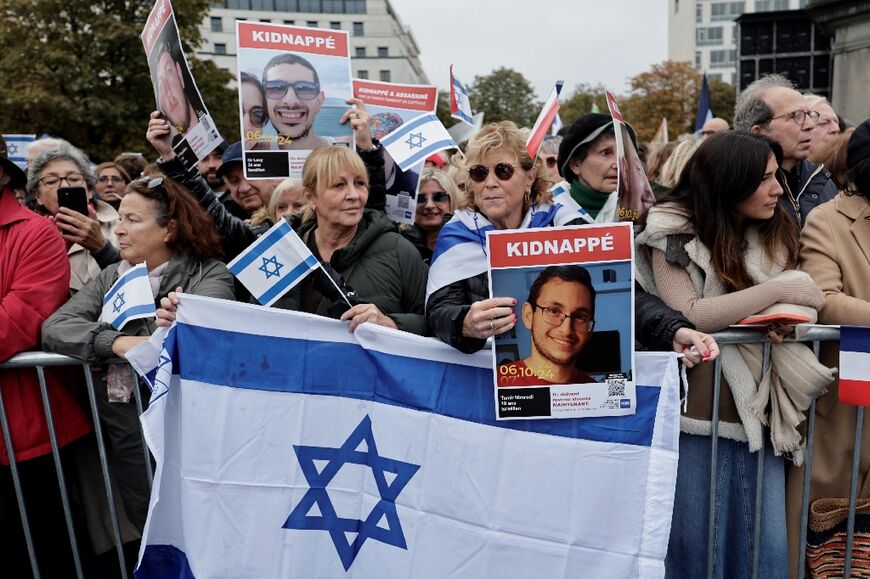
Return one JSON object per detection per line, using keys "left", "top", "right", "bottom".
{"left": 103, "top": 267, "right": 149, "bottom": 305}
{"left": 399, "top": 139, "right": 456, "bottom": 171}
{"left": 430, "top": 220, "right": 493, "bottom": 264}
{"left": 173, "top": 323, "right": 659, "bottom": 447}
{"left": 380, "top": 114, "right": 438, "bottom": 147}
{"left": 136, "top": 544, "right": 194, "bottom": 579}
{"left": 112, "top": 304, "right": 156, "bottom": 329}
{"left": 229, "top": 220, "right": 293, "bottom": 275}
{"left": 841, "top": 326, "right": 870, "bottom": 354}
{"left": 529, "top": 204, "right": 561, "bottom": 228}
{"left": 256, "top": 255, "right": 319, "bottom": 305}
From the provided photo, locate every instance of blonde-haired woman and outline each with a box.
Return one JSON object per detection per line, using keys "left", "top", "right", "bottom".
{"left": 249, "top": 178, "right": 308, "bottom": 228}
{"left": 400, "top": 168, "right": 458, "bottom": 262}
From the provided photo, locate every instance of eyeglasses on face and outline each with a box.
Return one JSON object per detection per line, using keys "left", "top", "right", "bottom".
{"left": 247, "top": 106, "right": 268, "bottom": 127}
{"left": 468, "top": 162, "right": 516, "bottom": 183}
{"left": 263, "top": 79, "right": 320, "bottom": 101}
{"left": 543, "top": 156, "right": 558, "bottom": 168}
{"left": 532, "top": 303, "right": 595, "bottom": 332}
{"left": 39, "top": 173, "right": 85, "bottom": 188}
{"left": 771, "top": 109, "right": 820, "bottom": 126}
{"left": 98, "top": 175, "right": 125, "bottom": 184}
{"left": 418, "top": 191, "right": 450, "bottom": 204}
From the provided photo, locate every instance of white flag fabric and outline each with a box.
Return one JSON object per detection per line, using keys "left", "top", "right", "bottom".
{"left": 132, "top": 295, "right": 681, "bottom": 578}
{"left": 226, "top": 219, "right": 318, "bottom": 306}
{"left": 526, "top": 81, "right": 563, "bottom": 158}
{"left": 380, "top": 113, "right": 457, "bottom": 173}
{"left": 100, "top": 263, "right": 155, "bottom": 330}
{"left": 450, "top": 65, "right": 474, "bottom": 127}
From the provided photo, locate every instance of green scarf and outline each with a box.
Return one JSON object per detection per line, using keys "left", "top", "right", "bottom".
{"left": 569, "top": 180, "right": 611, "bottom": 219}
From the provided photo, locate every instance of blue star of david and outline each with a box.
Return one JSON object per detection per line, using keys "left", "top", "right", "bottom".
{"left": 405, "top": 132, "right": 426, "bottom": 150}
{"left": 283, "top": 415, "right": 420, "bottom": 571}
{"left": 258, "top": 255, "right": 284, "bottom": 279}
{"left": 112, "top": 292, "right": 125, "bottom": 314}
{"left": 8, "top": 143, "right": 18, "bottom": 155}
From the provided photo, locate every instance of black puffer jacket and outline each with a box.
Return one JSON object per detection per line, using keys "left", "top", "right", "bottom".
{"left": 778, "top": 159, "right": 838, "bottom": 228}
{"left": 428, "top": 276, "right": 694, "bottom": 354}
{"left": 273, "top": 209, "right": 429, "bottom": 335}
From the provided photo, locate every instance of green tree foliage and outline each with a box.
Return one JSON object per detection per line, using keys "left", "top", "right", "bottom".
{"left": 0, "top": 0, "right": 237, "bottom": 162}
{"left": 435, "top": 90, "right": 457, "bottom": 129}
{"left": 709, "top": 77, "right": 736, "bottom": 128}
{"left": 559, "top": 83, "right": 609, "bottom": 127}
{"left": 468, "top": 67, "right": 538, "bottom": 128}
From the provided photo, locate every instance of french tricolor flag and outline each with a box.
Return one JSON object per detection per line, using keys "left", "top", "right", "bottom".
{"left": 839, "top": 326, "right": 870, "bottom": 406}
{"left": 526, "top": 81, "right": 563, "bottom": 159}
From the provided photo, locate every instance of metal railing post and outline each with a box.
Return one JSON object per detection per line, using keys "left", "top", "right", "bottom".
{"left": 751, "top": 341, "right": 772, "bottom": 579}
{"left": 844, "top": 406, "right": 864, "bottom": 579}
{"left": 707, "top": 356, "right": 723, "bottom": 579}
{"left": 129, "top": 365, "right": 154, "bottom": 488}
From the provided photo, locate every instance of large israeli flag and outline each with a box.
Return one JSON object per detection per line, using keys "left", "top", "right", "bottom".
{"left": 380, "top": 113, "right": 457, "bottom": 172}
{"left": 226, "top": 219, "right": 318, "bottom": 306}
{"left": 101, "top": 263, "right": 155, "bottom": 330}
{"left": 132, "top": 295, "right": 681, "bottom": 579}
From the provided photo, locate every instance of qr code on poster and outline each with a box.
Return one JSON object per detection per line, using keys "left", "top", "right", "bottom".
{"left": 397, "top": 194, "right": 410, "bottom": 209}
{"left": 607, "top": 379, "right": 626, "bottom": 397}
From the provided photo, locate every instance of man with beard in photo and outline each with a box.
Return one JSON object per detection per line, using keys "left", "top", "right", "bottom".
{"left": 262, "top": 53, "right": 331, "bottom": 150}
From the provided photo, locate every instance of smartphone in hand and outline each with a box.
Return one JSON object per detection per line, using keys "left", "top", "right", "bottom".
{"left": 57, "top": 186, "right": 89, "bottom": 216}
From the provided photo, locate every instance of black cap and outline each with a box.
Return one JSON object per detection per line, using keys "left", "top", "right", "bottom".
{"left": 847, "top": 118, "right": 870, "bottom": 170}
{"left": 0, "top": 151, "right": 26, "bottom": 190}
{"left": 216, "top": 141, "right": 243, "bottom": 179}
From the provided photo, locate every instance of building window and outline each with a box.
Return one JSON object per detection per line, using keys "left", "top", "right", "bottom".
{"left": 710, "top": 49, "right": 736, "bottom": 68}
{"left": 696, "top": 2, "right": 703, "bottom": 23}
{"left": 307, "top": 20, "right": 318, "bottom": 27}
{"left": 379, "top": 70, "right": 391, "bottom": 82}
{"left": 353, "top": 21, "right": 364, "bottom": 36}
{"left": 696, "top": 26, "right": 724, "bottom": 45}
{"left": 774, "top": 0, "right": 788, "bottom": 8}
{"left": 710, "top": 1, "right": 744, "bottom": 21}
{"left": 345, "top": 0, "right": 366, "bottom": 13}
{"left": 377, "top": 46, "right": 388, "bottom": 57}
{"left": 275, "top": 0, "right": 298, "bottom": 9}
{"left": 799, "top": 0, "right": 808, "bottom": 6}
{"left": 283, "top": 19, "right": 295, "bottom": 24}
{"left": 260, "top": 19, "right": 271, "bottom": 22}
{"left": 298, "top": 0, "right": 321, "bottom": 11}
{"left": 358, "top": 70, "right": 368, "bottom": 79}
{"left": 210, "top": 16, "right": 223, "bottom": 32}
{"left": 214, "top": 43, "right": 227, "bottom": 55}
{"left": 250, "top": 0, "right": 273, "bottom": 9}
{"left": 708, "top": 73, "right": 723, "bottom": 82}
{"left": 226, "top": 0, "right": 249, "bottom": 8}
{"left": 355, "top": 46, "right": 366, "bottom": 57}
{"left": 323, "top": 0, "right": 344, "bottom": 12}
{"left": 329, "top": 21, "right": 341, "bottom": 29}
{"left": 695, "top": 51, "right": 702, "bottom": 69}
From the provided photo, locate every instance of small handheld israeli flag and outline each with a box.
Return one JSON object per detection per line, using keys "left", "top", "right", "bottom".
{"left": 227, "top": 219, "right": 319, "bottom": 306}
{"left": 101, "top": 263, "right": 156, "bottom": 330}
{"left": 2, "top": 134, "right": 36, "bottom": 169}
{"left": 450, "top": 65, "right": 474, "bottom": 126}
{"left": 380, "top": 113, "right": 457, "bottom": 173}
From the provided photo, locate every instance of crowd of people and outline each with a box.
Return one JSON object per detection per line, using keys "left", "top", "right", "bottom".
{"left": 2, "top": 71, "right": 870, "bottom": 578}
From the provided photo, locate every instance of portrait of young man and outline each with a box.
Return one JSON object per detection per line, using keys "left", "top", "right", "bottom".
{"left": 154, "top": 39, "right": 201, "bottom": 135}
{"left": 261, "top": 53, "right": 331, "bottom": 151}
{"left": 498, "top": 265, "right": 598, "bottom": 387}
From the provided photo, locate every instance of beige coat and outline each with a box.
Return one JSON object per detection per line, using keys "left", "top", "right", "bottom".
{"left": 68, "top": 199, "right": 119, "bottom": 294}
{"left": 788, "top": 192, "right": 870, "bottom": 575}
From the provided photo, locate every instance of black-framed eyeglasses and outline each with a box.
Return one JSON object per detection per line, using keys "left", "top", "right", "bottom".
{"left": 98, "top": 175, "right": 125, "bottom": 184}
{"left": 39, "top": 173, "right": 85, "bottom": 188}
{"left": 770, "top": 109, "right": 820, "bottom": 126}
{"left": 263, "top": 79, "right": 320, "bottom": 101}
{"left": 468, "top": 163, "right": 516, "bottom": 183}
{"left": 247, "top": 106, "right": 268, "bottom": 127}
{"left": 532, "top": 303, "right": 595, "bottom": 332}
{"left": 418, "top": 191, "right": 450, "bottom": 205}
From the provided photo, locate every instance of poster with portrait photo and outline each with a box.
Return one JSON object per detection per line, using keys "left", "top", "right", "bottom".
{"left": 236, "top": 22, "right": 353, "bottom": 180}
{"left": 604, "top": 91, "right": 656, "bottom": 224}
{"left": 142, "top": 0, "right": 222, "bottom": 168}
{"left": 352, "top": 79, "right": 438, "bottom": 225}
{"left": 487, "top": 223, "right": 636, "bottom": 420}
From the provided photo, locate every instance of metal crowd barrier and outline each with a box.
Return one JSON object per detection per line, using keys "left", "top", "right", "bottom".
{"left": 0, "top": 326, "right": 864, "bottom": 578}
{"left": 0, "top": 352, "right": 153, "bottom": 579}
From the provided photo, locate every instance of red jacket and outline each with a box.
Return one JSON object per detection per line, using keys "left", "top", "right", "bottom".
{"left": 0, "top": 187, "right": 91, "bottom": 463}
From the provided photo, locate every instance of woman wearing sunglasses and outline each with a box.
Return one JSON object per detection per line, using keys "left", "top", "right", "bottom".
{"left": 94, "top": 161, "right": 131, "bottom": 209}
{"left": 399, "top": 168, "right": 458, "bottom": 262}
{"left": 42, "top": 176, "right": 234, "bottom": 531}
{"left": 535, "top": 136, "right": 562, "bottom": 184}
{"left": 241, "top": 72, "right": 271, "bottom": 151}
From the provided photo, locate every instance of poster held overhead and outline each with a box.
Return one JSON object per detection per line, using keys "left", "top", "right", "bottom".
{"left": 353, "top": 79, "right": 438, "bottom": 225}
{"left": 236, "top": 22, "right": 353, "bottom": 180}
{"left": 605, "top": 91, "right": 656, "bottom": 223}
{"left": 141, "top": 0, "right": 222, "bottom": 167}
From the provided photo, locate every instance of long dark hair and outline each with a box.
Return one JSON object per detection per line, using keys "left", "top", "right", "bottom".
{"left": 656, "top": 132, "right": 799, "bottom": 292}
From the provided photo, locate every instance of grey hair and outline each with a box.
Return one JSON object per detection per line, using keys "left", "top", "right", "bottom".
{"left": 733, "top": 74, "right": 795, "bottom": 132}
{"left": 26, "top": 143, "right": 96, "bottom": 194}
{"left": 539, "top": 136, "right": 562, "bottom": 156}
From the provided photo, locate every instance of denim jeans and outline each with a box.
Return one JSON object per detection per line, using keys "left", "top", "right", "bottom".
{"left": 666, "top": 433, "right": 788, "bottom": 579}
